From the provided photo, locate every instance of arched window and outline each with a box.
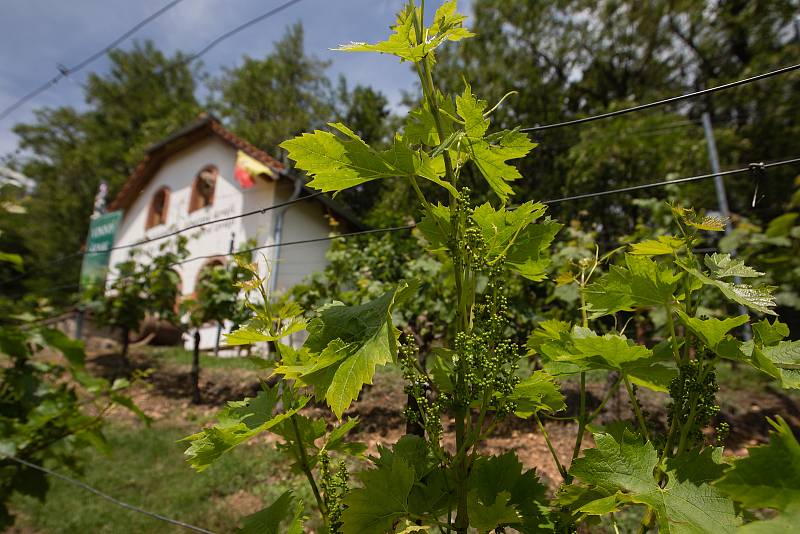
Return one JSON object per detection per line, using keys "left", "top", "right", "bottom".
{"left": 146, "top": 187, "right": 170, "bottom": 230}
{"left": 189, "top": 164, "right": 218, "bottom": 213}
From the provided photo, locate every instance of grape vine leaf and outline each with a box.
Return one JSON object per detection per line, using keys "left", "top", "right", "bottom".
{"left": 239, "top": 490, "right": 304, "bottom": 534}
{"left": 281, "top": 123, "right": 452, "bottom": 196}
{"left": 417, "top": 202, "right": 452, "bottom": 252}
{"left": 468, "top": 453, "right": 554, "bottom": 533}
{"left": 274, "top": 287, "right": 403, "bottom": 418}
{"left": 752, "top": 318, "right": 790, "bottom": 346}
{"left": 715, "top": 416, "right": 800, "bottom": 511}
{"left": 629, "top": 236, "right": 684, "bottom": 256}
{"left": 737, "top": 502, "right": 800, "bottom": 533}
{"left": 183, "top": 386, "right": 309, "bottom": 471}
{"left": 675, "top": 311, "right": 749, "bottom": 350}
{"left": 335, "top": 1, "right": 473, "bottom": 63}
{"left": 467, "top": 129, "right": 537, "bottom": 202}
{"left": 584, "top": 255, "right": 680, "bottom": 318}
{"left": 373, "top": 435, "right": 451, "bottom": 518}
{"left": 510, "top": 371, "right": 566, "bottom": 417}
{"left": 672, "top": 205, "right": 728, "bottom": 232}
{"left": 756, "top": 341, "right": 800, "bottom": 389}
{"left": 539, "top": 326, "right": 653, "bottom": 371}
{"left": 455, "top": 85, "right": 536, "bottom": 201}
{"left": 677, "top": 259, "right": 776, "bottom": 315}
{"left": 225, "top": 317, "right": 307, "bottom": 345}
{"left": 704, "top": 253, "right": 763, "bottom": 279}
{"left": 569, "top": 430, "right": 740, "bottom": 533}
{"left": 341, "top": 455, "right": 416, "bottom": 534}
{"left": 470, "top": 201, "right": 560, "bottom": 280}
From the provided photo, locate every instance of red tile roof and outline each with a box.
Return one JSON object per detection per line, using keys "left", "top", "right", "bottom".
{"left": 108, "top": 113, "right": 285, "bottom": 211}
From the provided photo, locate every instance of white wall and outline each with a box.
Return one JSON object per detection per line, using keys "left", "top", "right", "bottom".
{"left": 106, "top": 133, "right": 336, "bottom": 351}
{"left": 107, "top": 136, "right": 276, "bottom": 296}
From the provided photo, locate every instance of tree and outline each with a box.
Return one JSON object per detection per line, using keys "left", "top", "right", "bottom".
{"left": 210, "top": 23, "right": 334, "bottom": 154}
{"left": 86, "top": 238, "right": 188, "bottom": 366}
{"left": 9, "top": 41, "right": 200, "bottom": 304}
{"left": 180, "top": 260, "right": 243, "bottom": 403}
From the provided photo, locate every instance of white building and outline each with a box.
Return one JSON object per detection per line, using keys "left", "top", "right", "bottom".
{"left": 105, "top": 113, "right": 361, "bottom": 350}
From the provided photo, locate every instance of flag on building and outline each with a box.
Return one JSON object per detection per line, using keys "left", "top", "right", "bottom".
{"left": 234, "top": 150, "right": 274, "bottom": 189}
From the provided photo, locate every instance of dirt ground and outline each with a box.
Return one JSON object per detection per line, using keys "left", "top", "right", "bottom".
{"left": 83, "top": 338, "right": 800, "bottom": 492}
{"left": 81, "top": 343, "right": 800, "bottom": 496}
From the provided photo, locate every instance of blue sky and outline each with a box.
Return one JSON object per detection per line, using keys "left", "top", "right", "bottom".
{"left": 0, "top": 0, "right": 472, "bottom": 156}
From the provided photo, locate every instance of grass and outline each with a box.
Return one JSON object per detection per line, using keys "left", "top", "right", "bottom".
{"left": 11, "top": 421, "right": 311, "bottom": 533}
{"left": 146, "top": 346, "right": 263, "bottom": 371}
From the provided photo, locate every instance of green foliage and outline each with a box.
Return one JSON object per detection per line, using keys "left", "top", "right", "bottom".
{"left": 210, "top": 23, "right": 333, "bottom": 154}
{"left": 239, "top": 490, "right": 304, "bottom": 534}
{"left": 0, "top": 323, "right": 143, "bottom": 528}
{"left": 715, "top": 416, "right": 800, "bottom": 511}
{"left": 85, "top": 238, "right": 189, "bottom": 360}
{"left": 568, "top": 430, "right": 740, "bottom": 533}
{"left": 8, "top": 42, "right": 201, "bottom": 304}
{"left": 185, "top": 2, "right": 800, "bottom": 533}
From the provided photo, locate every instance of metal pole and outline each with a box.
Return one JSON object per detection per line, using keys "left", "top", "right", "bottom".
{"left": 701, "top": 112, "right": 732, "bottom": 232}
{"left": 213, "top": 233, "right": 235, "bottom": 356}
{"left": 702, "top": 112, "right": 751, "bottom": 339}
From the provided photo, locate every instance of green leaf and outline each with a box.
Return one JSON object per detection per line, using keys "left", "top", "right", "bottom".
{"left": 629, "top": 236, "right": 684, "bottom": 256}
{"left": 238, "top": 491, "right": 304, "bottom": 534}
{"left": 417, "top": 202, "right": 452, "bottom": 252}
{"left": 341, "top": 455, "right": 416, "bottom": 534}
{"left": 704, "top": 253, "right": 763, "bottom": 279}
{"left": 469, "top": 201, "right": 559, "bottom": 279}
{"left": 584, "top": 255, "right": 680, "bottom": 318}
{"left": 716, "top": 416, "right": 800, "bottom": 511}
{"left": 510, "top": 371, "right": 566, "bottom": 417}
{"left": 182, "top": 386, "right": 309, "bottom": 471}
{"left": 466, "top": 130, "right": 537, "bottom": 202}
{"left": 539, "top": 326, "right": 653, "bottom": 372}
{"left": 456, "top": 83, "right": 489, "bottom": 139}
{"left": 738, "top": 502, "right": 800, "bottom": 533}
{"left": 570, "top": 430, "right": 740, "bottom": 533}
{"left": 672, "top": 205, "right": 728, "bottom": 232}
{"left": 323, "top": 417, "right": 366, "bottom": 457}
{"left": 752, "top": 318, "right": 789, "bottom": 346}
{"left": 677, "top": 260, "right": 776, "bottom": 315}
{"left": 764, "top": 212, "right": 798, "bottom": 238}
{"left": 665, "top": 447, "right": 727, "bottom": 485}
{"left": 676, "top": 311, "right": 749, "bottom": 350}
{"left": 225, "top": 318, "right": 307, "bottom": 345}
{"left": 0, "top": 252, "right": 23, "bottom": 270}
{"left": 39, "top": 328, "right": 85, "bottom": 367}
{"left": 468, "top": 452, "right": 553, "bottom": 533}
{"left": 335, "top": 1, "right": 473, "bottom": 63}
{"left": 527, "top": 319, "right": 571, "bottom": 355}
{"left": 275, "top": 287, "right": 403, "bottom": 418}
{"left": 279, "top": 123, "right": 401, "bottom": 194}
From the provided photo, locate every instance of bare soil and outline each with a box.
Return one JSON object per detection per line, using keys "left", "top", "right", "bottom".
{"left": 85, "top": 344, "right": 800, "bottom": 490}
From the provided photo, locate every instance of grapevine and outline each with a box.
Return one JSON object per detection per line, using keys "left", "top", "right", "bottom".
{"left": 182, "top": 2, "right": 800, "bottom": 532}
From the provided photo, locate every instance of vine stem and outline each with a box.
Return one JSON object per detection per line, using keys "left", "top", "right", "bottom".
{"left": 289, "top": 414, "right": 328, "bottom": 528}
{"left": 587, "top": 374, "right": 624, "bottom": 423}
{"left": 411, "top": 5, "right": 471, "bottom": 532}
{"left": 664, "top": 305, "right": 682, "bottom": 364}
{"left": 571, "top": 372, "right": 587, "bottom": 464}
{"left": 535, "top": 413, "right": 568, "bottom": 481}
{"left": 624, "top": 376, "right": 650, "bottom": 442}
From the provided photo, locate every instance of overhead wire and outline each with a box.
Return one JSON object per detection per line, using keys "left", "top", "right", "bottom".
{"left": 0, "top": 190, "right": 325, "bottom": 287}
{"left": 74, "top": 155, "right": 800, "bottom": 291}
{"left": 1, "top": 0, "right": 307, "bottom": 124}
{"left": 6, "top": 456, "right": 215, "bottom": 534}
{"left": 0, "top": 0, "right": 188, "bottom": 121}
{"left": 520, "top": 62, "right": 800, "bottom": 132}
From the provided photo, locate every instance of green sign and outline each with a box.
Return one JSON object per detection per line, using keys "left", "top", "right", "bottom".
{"left": 80, "top": 210, "right": 123, "bottom": 289}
